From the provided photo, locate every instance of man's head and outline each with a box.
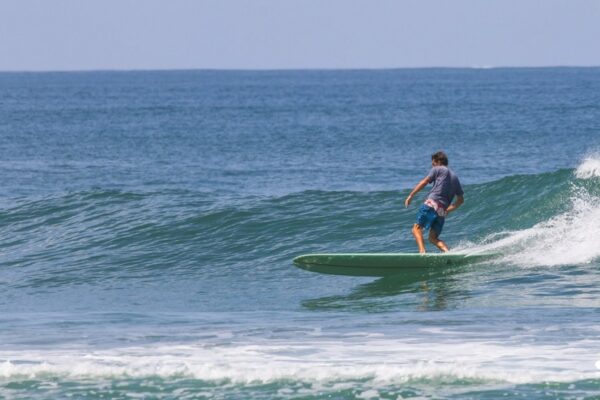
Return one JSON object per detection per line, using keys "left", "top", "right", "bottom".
{"left": 431, "top": 151, "right": 448, "bottom": 166}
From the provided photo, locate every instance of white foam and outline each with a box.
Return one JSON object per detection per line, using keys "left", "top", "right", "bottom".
{"left": 460, "top": 157, "right": 600, "bottom": 267}
{"left": 1, "top": 337, "right": 599, "bottom": 385}
{"left": 576, "top": 154, "right": 600, "bottom": 179}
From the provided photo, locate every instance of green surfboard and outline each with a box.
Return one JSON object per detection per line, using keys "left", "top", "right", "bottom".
{"left": 293, "top": 252, "right": 497, "bottom": 277}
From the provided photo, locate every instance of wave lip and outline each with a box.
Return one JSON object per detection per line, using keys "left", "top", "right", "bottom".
{"left": 575, "top": 154, "right": 600, "bottom": 179}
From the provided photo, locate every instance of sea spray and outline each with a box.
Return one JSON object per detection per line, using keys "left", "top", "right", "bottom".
{"left": 575, "top": 153, "right": 600, "bottom": 180}
{"left": 460, "top": 155, "right": 600, "bottom": 266}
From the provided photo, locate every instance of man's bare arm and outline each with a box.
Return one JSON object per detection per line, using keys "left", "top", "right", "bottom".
{"left": 404, "top": 177, "right": 430, "bottom": 208}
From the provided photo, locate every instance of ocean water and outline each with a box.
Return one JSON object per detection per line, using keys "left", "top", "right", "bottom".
{"left": 1, "top": 68, "right": 600, "bottom": 399}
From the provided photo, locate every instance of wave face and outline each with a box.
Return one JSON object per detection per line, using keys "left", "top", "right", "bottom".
{"left": 1, "top": 69, "right": 600, "bottom": 399}
{"left": 1, "top": 162, "right": 597, "bottom": 295}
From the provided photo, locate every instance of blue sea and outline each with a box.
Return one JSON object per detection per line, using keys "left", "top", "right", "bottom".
{"left": 1, "top": 68, "right": 600, "bottom": 399}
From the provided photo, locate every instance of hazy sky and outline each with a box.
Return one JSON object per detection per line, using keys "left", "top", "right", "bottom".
{"left": 1, "top": 0, "right": 599, "bottom": 71}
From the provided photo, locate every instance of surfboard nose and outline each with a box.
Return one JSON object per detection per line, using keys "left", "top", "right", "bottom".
{"left": 293, "top": 255, "right": 310, "bottom": 266}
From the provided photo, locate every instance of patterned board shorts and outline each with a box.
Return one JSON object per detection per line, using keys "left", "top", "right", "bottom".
{"left": 415, "top": 204, "right": 445, "bottom": 236}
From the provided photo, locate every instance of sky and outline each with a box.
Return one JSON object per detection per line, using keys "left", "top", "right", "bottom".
{"left": 1, "top": 0, "right": 599, "bottom": 71}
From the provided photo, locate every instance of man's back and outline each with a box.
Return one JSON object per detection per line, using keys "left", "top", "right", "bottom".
{"left": 426, "top": 166, "right": 463, "bottom": 209}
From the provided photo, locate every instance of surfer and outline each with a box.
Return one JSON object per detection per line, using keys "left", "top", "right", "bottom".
{"left": 404, "top": 151, "right": 464, "bottom": 253}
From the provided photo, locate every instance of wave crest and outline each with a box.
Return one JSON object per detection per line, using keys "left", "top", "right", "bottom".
{"left": 575, "top": 154, "right": 600, "bottom": 179}
{"left": 463, "top": 157, "right": 600, "bottom": 266}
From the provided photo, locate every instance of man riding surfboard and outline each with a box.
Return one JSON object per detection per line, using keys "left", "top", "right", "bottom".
{"left": 404, "top": 151, "right": 464, "bottom": 253}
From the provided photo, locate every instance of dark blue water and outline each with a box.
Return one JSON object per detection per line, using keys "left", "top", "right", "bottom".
{"left": 1, "top": 68, "right": 600, "bottom": 399}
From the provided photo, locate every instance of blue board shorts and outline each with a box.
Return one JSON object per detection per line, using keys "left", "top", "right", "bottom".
{"left": 415, "top": 204, "right": 445, "bottom": 236}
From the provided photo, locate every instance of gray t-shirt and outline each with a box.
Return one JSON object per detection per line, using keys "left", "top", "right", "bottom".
{"left": 426, "top": 166, "right": 463, "bottom": 209}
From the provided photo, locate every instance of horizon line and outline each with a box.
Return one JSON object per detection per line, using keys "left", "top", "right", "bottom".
{"left": 1, "top": 65, "right": 600, "bottom": 74}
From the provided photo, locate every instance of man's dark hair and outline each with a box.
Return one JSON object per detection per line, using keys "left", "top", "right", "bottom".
{"left": 431, "top": 151, "right": 449, "bottom": 166}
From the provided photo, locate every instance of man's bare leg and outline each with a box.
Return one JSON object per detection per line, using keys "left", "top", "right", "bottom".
{"left": 428, "top": 231, "right": 449, "bottom": 252}
{"left": 412, "top": 224, "right": 427, "bottom": 253}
